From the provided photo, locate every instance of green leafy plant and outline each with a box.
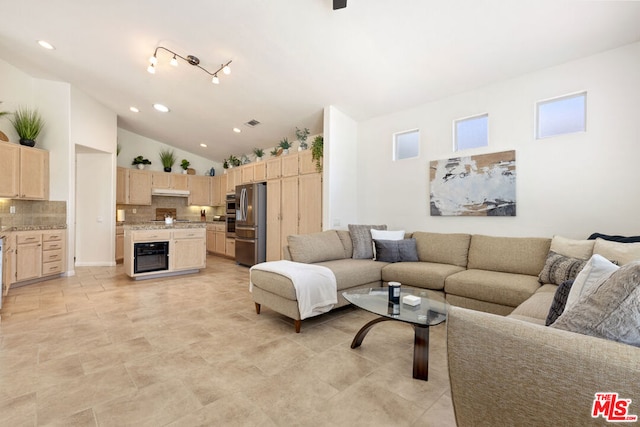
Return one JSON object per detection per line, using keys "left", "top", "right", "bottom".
{"left": 311, "top": 135, "right": 323, "bottom": 172}
{"left": 10, "top": 107, "right": 45, "bottom": 142}
{"left": 117, "top": 143, "right": 121, "bottom": 156}
{"left": 159, "top": 149, "right": 176, "bottom": 169}
{"left": 228, "top": 155, "right": 241, "bottom": 167}
{"left": 295, "top": 127, "right": 310, "bottom": 149}
{"left": 223, "top": 159, "right": 229, "bottom": 169}
{"left": 180, "top": 159, "right": 190, "bottom": 170}
{"left": 0, "top": 101, "right": 9, "bottom": 118}
{"left": 253, "top": 147, "right": 265, "bottom": 158}
{"left": 270, "top": 147, "right": 279, "bottom": 157}
{"left": 279, "top": 137, "right": 292, "bottom": 150}
{"left": 132, "top": 155, "right": 151, "bottom": 165}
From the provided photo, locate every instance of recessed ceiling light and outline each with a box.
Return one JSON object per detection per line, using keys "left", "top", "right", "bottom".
{"left": 153, "top": 103, "right": 170, "bottom": 113}
{"left": 129, "top": 106, "right": 139, "bottom": 113}
{"left": 200, "top": 143, "right": 207, "bottom": 148}
{"left": 37, "top": 40, "right": 55, "bottom": 50}
{"left": 233, "top": 128, "right": 241, "bottom": 133}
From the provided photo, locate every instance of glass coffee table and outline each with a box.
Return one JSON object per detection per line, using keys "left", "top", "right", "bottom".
{"left": 342, "top": 287, "right": 448, "bottom": 381}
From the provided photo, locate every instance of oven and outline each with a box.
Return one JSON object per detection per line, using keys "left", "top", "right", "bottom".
{"left": 134, "top": 242, "right": 169, "bottom": 274}
{"left": 226, "top": 193, "right": 237, "bottom": 237}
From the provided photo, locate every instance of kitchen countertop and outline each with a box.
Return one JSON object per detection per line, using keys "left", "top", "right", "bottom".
{"left": 123, "top": 221, "right": 208, "bottom": 231}
{"left": 1, "top": 224, "right": 67, "bottom": 233}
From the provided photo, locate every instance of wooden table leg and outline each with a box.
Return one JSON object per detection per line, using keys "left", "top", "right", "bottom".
{"left": 413, "top": 325, "right": 430, "bottom": 381}
{"left": 350, "top": 317, "right": 392, "bottom": 348}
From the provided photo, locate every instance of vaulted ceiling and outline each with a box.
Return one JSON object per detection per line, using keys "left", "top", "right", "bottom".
{"left": 1, "top": 1, "right": 639, "bottom": 161}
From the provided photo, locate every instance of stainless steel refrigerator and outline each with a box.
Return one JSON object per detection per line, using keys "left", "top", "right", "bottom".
{"left": 235, "top": 182, "right": 266, "bottom": 267}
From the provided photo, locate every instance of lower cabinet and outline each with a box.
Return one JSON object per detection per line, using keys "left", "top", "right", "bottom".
{"left": 206, "top": 223, "right": 231, "bottom": 257}
{"left": 4, "top": 229, "right": 67, "bottom": 294}
{"left": 172, "top": 229, "right": 206, "bottom": 271}
{"left": 226, "top": 238, "right": 236, "bottom": 258}
{"left": 115, "top": 225, "right": 124, "bottom": 262}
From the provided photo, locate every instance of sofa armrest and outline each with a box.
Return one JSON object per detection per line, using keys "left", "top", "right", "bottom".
{"left": 447, "top": 306, "right": 640, "bottom": 426}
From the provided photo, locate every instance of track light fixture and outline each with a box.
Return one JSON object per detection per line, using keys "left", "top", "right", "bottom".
{"left": 147, "top": 46, "right": 232, "bottom": 84}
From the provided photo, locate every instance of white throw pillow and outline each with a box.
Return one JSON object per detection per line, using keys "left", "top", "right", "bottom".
{"left": 564, "top": 254, "right": 619, "bottom": 312}
{"left": 550, "top": 235, "right": 594, "bottom": 260}
{"left": 371, "top": 229, "right": 405, "bottom": 260}
{"left": 593, "top": 238, "right": 640, "bottom": 266}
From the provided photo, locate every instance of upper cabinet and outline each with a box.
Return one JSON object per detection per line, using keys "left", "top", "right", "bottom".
{"left": 0, "top": 141, "right": 49, "bottom": 200}
{"left": 188, "top": 175, "right": 211, "bottom": 206}
{"left": 151, "top": 171, "right": 188, "bottom": 190}
{"left": 128, "top": 169, "right": 152, "bottom": 205}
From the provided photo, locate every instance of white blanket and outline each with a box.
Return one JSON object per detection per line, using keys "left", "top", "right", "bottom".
{"left": 250, "top": 260, "right": 337, "bottom": 320}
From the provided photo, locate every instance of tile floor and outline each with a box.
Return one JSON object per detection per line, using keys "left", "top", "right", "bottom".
{"left": 0, "top": 255, "right": 457, "bottom": 426}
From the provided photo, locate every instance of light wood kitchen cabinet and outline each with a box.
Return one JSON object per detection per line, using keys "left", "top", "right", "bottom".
{"left": 206, "top": 226, "right": 216, "bottom": 253}
{"left": 253, "top": 161, "right": 266, "bottom": 182}
{"left": 206, "top": 223, "right": 226, "bottom": 255}
{"left": 210, "top": 175, "right": 223, "bottom": 206}
{"left": 116, "top": 167, "right": 128, "bottom": 204}
{"left": 15, "top": 232, "right": 42, "bottom": 282}
{"left": 152, "top": 172, "right": 188, "bottom": 190}
{"left": 172, "top": 229, "right": 206, "bottom": 271}
{"left": 115, "top": 225, "right": 124, "bottom": 262}
{"left": 266, "top": 173, "right": 322, "bottom": 261}
{"left": 281, "top": 154, "right": 299, "bottom": 177}
{"left": 41, "top": 230, "right": 65, "bottom": 277}
{"left": 225, "top": 168, "right": 239, "bottom": 193}
{"left": 226, "top": 238, "right": 236, "bottom": 258}
{"left": 128, "top": 169, "right": 152, "bottom": 205}
{"left": 297, "top": 173, "right": 322, "bottom": 234}
{"left": 188, "top": 175, "right": 211, "bottom": 206}
{"left": 241, "top": 164, "right": 254, "bottom": 184}
{"left": 298, "top": 150, "right": 317, "bottom": 175}
{"left": 266, "top": 157, "right": 281, "bottom": 180}
{"left": 0, "top": 141, "right": 49, "bottom": 200}
{"left": 2, "top": 233, "right": 16, "bottom": 296}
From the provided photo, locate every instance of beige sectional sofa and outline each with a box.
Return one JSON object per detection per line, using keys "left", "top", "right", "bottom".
{"left": 250, "top": 229, "right": 554, "bottom": 329}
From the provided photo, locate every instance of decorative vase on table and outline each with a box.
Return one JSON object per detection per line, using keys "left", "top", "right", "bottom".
{"left": 137, "top": 164, "right": 145, "bottom": 170}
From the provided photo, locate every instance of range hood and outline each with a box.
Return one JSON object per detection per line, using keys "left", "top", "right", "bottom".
{"left": 151, "top": 188, "right": 190, "bottom": 197}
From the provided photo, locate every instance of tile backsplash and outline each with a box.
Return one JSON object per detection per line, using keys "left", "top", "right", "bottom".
{"left": 116, "top": 196, "right": 224, "bottom": 222}
{"left": 0, "top": 199, "right": 67, "bottom": 228}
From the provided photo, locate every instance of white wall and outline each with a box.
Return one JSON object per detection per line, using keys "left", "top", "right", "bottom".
{"left": 117, "top": 128, "right": 222, "bottom": 176}
{"left": 324, "top": 106, "right": 359, "bottom": 230}
{"left": 350, "top": 41, "right": 640, "bottom": 239}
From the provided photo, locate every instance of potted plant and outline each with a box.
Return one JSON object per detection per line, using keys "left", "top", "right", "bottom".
{"left": 180, "top": 159, "right": 190, "bottom": 174}
{"left": 0, "top": 102, "right": 10, "bottom": 142}
{"left": 279, "top": 137, "right": 292, "bottom": 155}
{"left": 10, "top": 107, "right": 45, "bottom": 147}
{"left": 295, "top": 127, "right": 310, "bottom": 151}
{"left": 253, "top": 147, "right": 265, "bottom": 161}
{"left": 229, "top": 155, "right": 241, "bottom": 167}
{"left": 311, "top": 135, "right": 323, "bottom": 172}
{"left": 132, "top": 155, "right": 151, "bottom": 169}
{"left": 270, "top": 147, "right": 280, "bottom": 157}
{"left": 223, "top": 159, "right": 229, "bottom": 173}
{"left": 159, "top": 149, "right": 176, "bottom": 172}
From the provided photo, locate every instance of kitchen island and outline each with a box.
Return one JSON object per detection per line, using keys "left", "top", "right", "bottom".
{"left": 123, "top": 222, "right": 207, "bottom": 280}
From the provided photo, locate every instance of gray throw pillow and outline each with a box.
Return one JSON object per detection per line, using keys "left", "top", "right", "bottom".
{"left": 550, "top": 261, "right": 640, "bottom": 347}
{"left": 538, "top": 251, "right": 587, "bottom": 285}
{"left": 545, "top": 279, "right": 574, "bottom": 326}
{"left": 374, "top": 239, "right": 419, "bottom": 263}
{"left": 348, "top": 224, "right": 386, "bottom": 259}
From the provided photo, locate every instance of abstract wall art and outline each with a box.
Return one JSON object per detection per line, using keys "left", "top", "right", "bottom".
{"left": 429, "top": 150, "right": 516, "bottom": 216}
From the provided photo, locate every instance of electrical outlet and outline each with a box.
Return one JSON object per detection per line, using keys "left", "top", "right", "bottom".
{"left": 132, "top": 209, "right": 137, "bottom": 214}
{"left": 9, "top": 206, "right": 15, "bottom": 214}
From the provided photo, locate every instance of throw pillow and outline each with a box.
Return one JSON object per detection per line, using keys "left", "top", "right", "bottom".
{"left": 550, "top": 261, "right": 640, "bottom": 347}
{"left": 550, "top": 235, "right": 594, "bottom": 260}
{"left": 564, "top": 254, "right": 619, "bottom": 312}
{"left": 348, "top": 224, "right": 387, "bottom": 259}
{"left": 545, "top": 279, "right": 574, "bottom": 326}
{"left": 287, "top": 231, "right": 345, "bottom": 264}
{"left": 538, "top": 251, "right": 587, "bottom": 285}
{"left": 371, "top": 229, "right": 405, "bottom": 259}
{"left": 588, "top": 232, "right": 640, "bottom": 243}
{"left": 593, "top": 238, "right": 640, "bottom": 266}
{"left": 374, "top": 239, "right": 418, "bottom": 263}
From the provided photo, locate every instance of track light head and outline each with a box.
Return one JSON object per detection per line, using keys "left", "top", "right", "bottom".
{"left": 146, "top": 46, "right": 232, "bottom": 85}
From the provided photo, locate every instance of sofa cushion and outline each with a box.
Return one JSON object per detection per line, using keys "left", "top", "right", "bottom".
{"left": 316, "top": 259, "right": 386, "bottom": 291}
{"left": 467, "top": 235, "right": 551, "bottom": 276}
{"left": 538, "top": 251, "right": 587, "bottom": 285}
{"left": 508, "top": 284, "right": 558, "bottom": 325}
{"left": 412, "top": 232, "right": 471, "bottom": 268}
{"left": 564, "top": 254, "right": 618, "bottom": 313}
{"left": 382, "top": 262, "right": 465, "bottom": 291}
{"left": 593, "top": 238, "right": 640, "bottom": 266}
{"left": 348, "top": 224, "right": 387, "bottom": 259}
{"left": 374, "top": 239, "right": 418, "bottom": 263}
{"left": 545, "top": 280, "right": 574, "bottom": 325}
{"left": 336, "top": 230, "right": 353, "bottom": 258}
{"left": 550, "top": 235, "right": 594, "bottom": 259}
{"left": 287, "top": 231, "right": 346, "bottom": 264}
{"left": 445, "top": 269, "right": 541, "bottom": 308}
{"left": 551, "top": 261, "right": 640, "bottom": 347}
